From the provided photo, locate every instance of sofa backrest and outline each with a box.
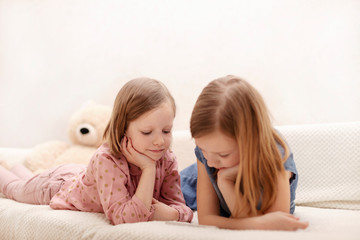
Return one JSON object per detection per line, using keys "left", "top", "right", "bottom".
{"left": 277, "top": 121, "right": 360, "bottom": 210}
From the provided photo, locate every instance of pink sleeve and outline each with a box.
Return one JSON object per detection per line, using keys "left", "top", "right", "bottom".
{"left": 94, "top": 153, "right": 155, "bottom": 224}
{"left": 159, "top": 152, "right": 193, "bottom": 222}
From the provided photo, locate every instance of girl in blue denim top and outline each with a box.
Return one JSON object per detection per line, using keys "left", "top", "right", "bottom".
{"left": 180, "top": 75, "right": 308, "bottom": 231}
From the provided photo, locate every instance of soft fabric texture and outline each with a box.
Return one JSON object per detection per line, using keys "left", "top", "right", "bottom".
{"left": 1, "top": 195, "right": 360, "bottom": 240}
{"left": 0, "top": 164, "right": 84, "bottom": 204}
{"left": 276, "top": 122, "right": 360, "bottom": 209}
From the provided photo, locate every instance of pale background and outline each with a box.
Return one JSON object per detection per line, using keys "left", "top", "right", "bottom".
{"left": 0, "top": 0, "right": 359, "bottom": 148}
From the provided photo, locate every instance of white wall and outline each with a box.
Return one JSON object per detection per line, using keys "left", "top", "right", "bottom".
{"left": 1, "top": 0, "right": 359, "bottom": 148}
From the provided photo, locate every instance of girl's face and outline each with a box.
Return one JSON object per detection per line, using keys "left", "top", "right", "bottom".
{"left": 126, "top": 101, "right": 174, "bottom": 161}
{"left": 195, "top": 130, "right": 239, "bottom": 169}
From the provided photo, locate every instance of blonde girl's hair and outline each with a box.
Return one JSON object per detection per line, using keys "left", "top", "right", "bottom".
{"left": 190, "top": 75, "right": 289, "bottom": 217}
{"left": 103, "top": 77, "right": 176, "bottom": 156}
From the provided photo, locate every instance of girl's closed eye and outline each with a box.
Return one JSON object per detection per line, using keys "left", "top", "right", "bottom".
{"left": 141, "top": 131, "right": 152, "bottom": 135}
{"left": 219, "top": 153, "right": 230, "bottom": 158}
{"left": 163, "top": 129, "right": 171, "bottom": 134}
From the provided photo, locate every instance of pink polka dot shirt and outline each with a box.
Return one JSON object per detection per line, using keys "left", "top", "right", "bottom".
{"left": 50, "top": 143, "right": 193, "bottom": 224}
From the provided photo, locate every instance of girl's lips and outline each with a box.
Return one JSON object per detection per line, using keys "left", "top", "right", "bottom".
{"left": 150, "top": 149, "right": 164, "bottom": 153}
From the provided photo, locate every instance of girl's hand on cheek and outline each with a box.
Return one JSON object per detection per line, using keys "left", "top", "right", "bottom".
{"left": 121, "top": 136, "right": 155, "bottom": 170}
{"left": 217, "top": 164, "right": 239, "bottom": 182}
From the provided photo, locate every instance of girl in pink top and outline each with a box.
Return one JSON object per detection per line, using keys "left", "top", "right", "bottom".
{"left": 0, "top": 77, "right": 193, "bottom": 224}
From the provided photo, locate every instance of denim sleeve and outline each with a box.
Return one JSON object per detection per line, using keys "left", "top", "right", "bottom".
{"left": 278, "top": 144, "right": 298, "bottom": 214}
{"left": 284, "top": 152, "right": 298, "bottom": 214}
{"left": 179, "top": 146, "right": 203, "bottom": 210}
{"left": 194, "top": 146, "right": 205, "bottom": 164}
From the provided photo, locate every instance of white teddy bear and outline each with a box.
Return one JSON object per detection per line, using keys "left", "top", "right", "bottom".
{"left": 24, "top": 102, "right": 112, "bottom": 173}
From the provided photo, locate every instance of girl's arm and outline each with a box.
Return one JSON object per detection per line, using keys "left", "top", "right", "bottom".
{"left": 92, "top": 152, "right": 155, "bottom": 224}
{"left": 216, "top": 164, "right": 249, "bottom": 217}
{"left": 134, "top": 166, "right": 156, "bottom": 209}
{"left": 121, "top": 136, "right": 156, "bottom": 210}
{"left": 197, "top": 160, "right": 308, "bottom": 230}
{"left": 151, "top": 198, "right": 179, "bottom": 221}
{"left": 264, "top": 170, "right": 292, "bottom": 213}
{"left": 217, "top": 166, "right": 292, "bottom": 216}
{"left": 156, "top": 152, "right": 193, "bottom": 222}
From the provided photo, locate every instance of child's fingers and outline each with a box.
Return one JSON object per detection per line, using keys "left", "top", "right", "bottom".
{"left": 127, "top": 138, "right": 146, "bottom": 157}
{"left": 121, "top": 136, "right": 131, "bottom": 157}
{"left": 125, "top": 137, "right": 134, "bottom": 152}
{"left": 120, "top": 136, "right": 126, "bottom": 150}
{"left": 296, "top": 220, "right": 309, "bottom": 229}
{"left": 287, "top": 214, "right": 299, "bottom": 220}
{"left": 287, "top": 214, "right": 309, "bottom": 230}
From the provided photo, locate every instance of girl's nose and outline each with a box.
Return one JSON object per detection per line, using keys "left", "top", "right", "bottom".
{"left": 153, "top": 134, "right": 165, "bottom": 146}
{"left": 205, "top": 155, "right": 219, "bottom": 168}
{"left": 207, "top": 160, "right": 217, "bottom": 168}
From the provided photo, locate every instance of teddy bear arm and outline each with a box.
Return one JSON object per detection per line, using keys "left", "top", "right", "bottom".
{"left": 24, "top": 141, "right": 70, "bottom": 172}
{"left": 54, "top": 146, "right": 96, "bottom": 166}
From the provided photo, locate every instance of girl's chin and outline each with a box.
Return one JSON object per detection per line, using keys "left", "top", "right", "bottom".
{"left": 217, "top": 167, "right": 225, "bottom": 170}
{"left": 146, "top": 153, "right": 165, "bottom": 161}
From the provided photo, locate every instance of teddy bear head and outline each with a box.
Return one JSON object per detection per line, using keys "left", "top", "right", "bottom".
{"left": 67, "top": 102, "right": 112, "bottom": 147}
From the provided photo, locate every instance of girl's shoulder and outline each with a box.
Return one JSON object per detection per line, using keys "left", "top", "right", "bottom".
{"left": 158, "top": 150, "right": 179, "bottom": 169}
{"left": 194, "top": 146, "right": 206, "bottom": 164}
{"left": 162, "top": 150, "right": 177, "bottom": 163}
{"left": 91, "top": 143, "right": 128, "bottom": 169}
{"left": 92, "top": 143, "right": 112, "bottom": 161}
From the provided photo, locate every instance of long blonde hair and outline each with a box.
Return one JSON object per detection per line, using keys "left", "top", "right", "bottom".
{"left": 103, "top": 77, "right": 176, "bottom": 156}
{"left": 190, "top": 75, "right": 288, "bottom": 217}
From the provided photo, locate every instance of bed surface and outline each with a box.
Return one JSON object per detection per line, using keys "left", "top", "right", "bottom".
{"left": 1, "top": 194, "right": 359, "bottom": 240}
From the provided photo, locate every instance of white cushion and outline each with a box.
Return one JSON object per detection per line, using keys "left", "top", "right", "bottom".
{"left": 277, "top": 122, "right": 360, "bottom": 210}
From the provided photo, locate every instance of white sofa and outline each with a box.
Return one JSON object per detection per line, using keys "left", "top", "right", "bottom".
{"left": 1, "top": 122, "right": 360, "bottom": 240}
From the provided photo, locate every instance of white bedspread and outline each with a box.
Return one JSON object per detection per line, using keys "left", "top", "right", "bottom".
{"left": 1, "top": 194, "right": 359, "bottom": 240}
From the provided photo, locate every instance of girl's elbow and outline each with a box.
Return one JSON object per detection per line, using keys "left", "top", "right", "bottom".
{"left": 197, "top": 214, "right": 212, "bottom": 226}
{"left": 112, "top": 215, "right": 147, "bottom": 225}
{"left": 264, "top": 203, "right": 290, "bottom": 215}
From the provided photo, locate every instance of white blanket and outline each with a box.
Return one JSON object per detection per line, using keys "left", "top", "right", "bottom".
{"left": 0, "top": 194, "right": 359, "bottom": 240}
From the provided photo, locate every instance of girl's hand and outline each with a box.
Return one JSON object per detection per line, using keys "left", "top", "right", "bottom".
{"left": 121, "top": 136, "right": 155, "bottom": 170}
{"left": 256, "top": 211, "right": 309, "bottom": 231}
{"left": 217, "top": 164, "right": 242, "bottom": 216}
{"left": 151, "top": 198, "right": 179, "bottom": 221}
{"left": 217, "top": 164, "right": 239, "bottom": 182}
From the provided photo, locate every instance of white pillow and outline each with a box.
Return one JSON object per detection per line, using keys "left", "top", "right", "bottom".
{"left": 277, "top": 122, "right": 360, "bottom": 210}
